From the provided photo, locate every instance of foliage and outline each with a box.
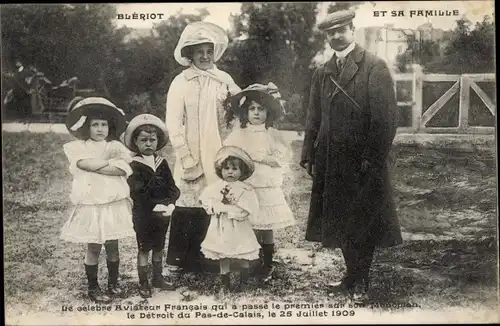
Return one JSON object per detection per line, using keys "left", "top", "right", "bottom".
{"left": 429, "top": 16, "right": 495, "bottom": 74}
{"left": 395, "top": 16, "right": 495, "bottom": 74}
{"left": 2, "top": 4, "right": 494, "bottom": 126}
{"left": 225, "top": 3, "right": 325, "bottom": 126}
{"left": 395, "top": 38, "right": 441, "bottom": 73}
{"left": 107, "top": 8, "right": 210, "bottom": 118}
{"left": 1, "top": 4, "right": 126, "bottom": 92}
{"left": 327, "top": 1, "right": 366, "bottom": 13}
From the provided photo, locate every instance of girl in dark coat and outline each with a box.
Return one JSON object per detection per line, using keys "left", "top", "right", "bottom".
{"left": 124, "top": 114, "right": 181, "bottom": 299}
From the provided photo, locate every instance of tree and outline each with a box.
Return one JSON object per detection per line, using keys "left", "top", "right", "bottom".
{"left": 396, "top": 16, "right": 495, "bottom": 74}
{"left": 395, "top": 37, "right": 441, "bottom": 73}
{"left": 327, "top": 1, "right": 366, "bottom": 13}
{"left": 107, "top": 9, "right": 210, "bottom": 118}
{"left": 436, "top": 16, "right": 494, "bottom": 73}
{"left": 1, "top": 4, "right": 126, "bottom": 91}
{"left": 226, "top": 3, "right": 325, "bottom": 126}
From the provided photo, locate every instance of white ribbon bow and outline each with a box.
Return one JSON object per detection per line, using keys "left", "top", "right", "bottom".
{"left": 70, "top": 115, "right": 87, "bottom": 131}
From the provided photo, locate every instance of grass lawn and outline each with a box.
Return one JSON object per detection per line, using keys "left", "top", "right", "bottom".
{"left": 3, "top": 131, "right": 498, "bottom": 324}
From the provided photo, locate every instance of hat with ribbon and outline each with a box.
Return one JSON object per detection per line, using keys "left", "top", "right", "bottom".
{"left": 227, "top": 82, "right": 286, "bottom": 118}
{"left": 174, "top": 21, "right": 229, "bottom": 66}
{"left": 318, "top": 9, "right": 356, "bottom": 31}
{"left": 124, "top": 114, "right": 169, "bottom": 152}
{"left": 65, "top": 97, "right": 126, "bottom": 139}
{"left": 214, "top": 146, "right": 255, "bottom": 181}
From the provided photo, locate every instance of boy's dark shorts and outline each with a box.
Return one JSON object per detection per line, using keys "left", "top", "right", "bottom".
{"left": 133, "top": 213, "right": 170, "bottom": 252}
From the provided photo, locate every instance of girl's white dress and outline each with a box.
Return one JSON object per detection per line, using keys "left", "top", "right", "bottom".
{"left": 224, "top": 124, "right": 296, "bottom": 230}
{"left": 60, "top": 139, "right": 135, "bottom": 244}
{"left": 199, "top": 180, "right": 261, "bottom": 261}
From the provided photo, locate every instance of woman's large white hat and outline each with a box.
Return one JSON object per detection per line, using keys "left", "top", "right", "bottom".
{"left": 174, "top": 21, "right": 229, "bottom": 66}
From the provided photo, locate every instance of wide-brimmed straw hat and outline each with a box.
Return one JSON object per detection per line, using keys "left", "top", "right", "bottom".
{"left": 214, "top": 146, "right": 255, "bottom": 181}
{"left": 124, "top": 114, "right": 169, "bottom": 152}
{"left": 227, "top": 82, "right": 286, "bottom": 117}
{"left": 174, "top": 21, "right": 228, "bottom": 66}
{"left": 65, "top": 97, "right": 126, "bottom": 139}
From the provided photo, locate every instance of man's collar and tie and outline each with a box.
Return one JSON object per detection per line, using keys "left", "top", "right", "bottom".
{"left": 334, "top": 41, "right": 356, "bottom": 71}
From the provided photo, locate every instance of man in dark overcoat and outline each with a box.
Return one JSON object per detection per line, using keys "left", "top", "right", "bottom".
{"left": 300, "top": 9, "right": 403, "bottom": 301}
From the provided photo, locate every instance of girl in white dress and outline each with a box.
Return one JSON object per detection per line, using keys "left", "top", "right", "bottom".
{"left": 199, "top": 146, "right": 260, "bottom": 291}
{"left": 60, "top": 97, "right": 134, "bottom": 303}
{"left": 223, "top": 83, "right": 295, "bottom": 280}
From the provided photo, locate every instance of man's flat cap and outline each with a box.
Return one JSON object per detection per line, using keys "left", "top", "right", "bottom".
{"left": 318, "top": 9, "right": 355, "bottom": 31}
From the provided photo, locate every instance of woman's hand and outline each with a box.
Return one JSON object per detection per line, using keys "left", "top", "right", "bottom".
{"left": 181, "top": 155, "right": 204, "bottom": 181}
{"left": 181, "top": 155, "right": 197, "bottom": 169}
{"left": 182, "top": 164, "right": 204, "bottom": 181}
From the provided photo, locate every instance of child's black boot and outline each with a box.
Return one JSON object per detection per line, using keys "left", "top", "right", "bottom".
{"left": 85, "top": 264, "right": 112, "bottom": 304}
{"left": 152, "top": 259, "right": 176, "bottom": 290}
{"left": 138, "top": 265, "right": 152, "bottom": 298}
{"left": 235, "top": 268, "right": 250, "bottom": 292}
{"left": 107, "top": 260, "right": 125, "bottom": 297}
{"left": 261, "top": 243, "right": 275, "bottom": 281}
{"left": 221, "top": 273, "right": 231, "bottom": 290}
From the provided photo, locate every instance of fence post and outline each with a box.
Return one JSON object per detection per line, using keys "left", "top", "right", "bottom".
{"left": 412, "top": 65, "right": 423, "bottom": 133}
{"left": 458, "top": 75, "right": 470, "bottom": 133}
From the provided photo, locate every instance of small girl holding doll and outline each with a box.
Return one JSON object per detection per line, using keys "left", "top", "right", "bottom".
{"left": 224, "top": 83, "right": 295, "bottom": 279}
{"left": 60, "top": 97, "right": 134, "bottom": 304}
{"left": 199, "top": 146, "right": 261, "bottom": 291}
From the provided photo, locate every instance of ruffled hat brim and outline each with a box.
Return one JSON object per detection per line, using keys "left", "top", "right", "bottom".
{"left": 228, "top": 83, "right": 285, "bottom": 118}
{"left": 174, "top": 21, "right": 229, "bottom": 66}
{"left": 65, "top": 97, "right": 126, "bottom": 139}
{"left": 124, "top": 114, "right": 169, "bottom": 152}
{"left": 214, "top": 146, "right": 255, "bottom": 181}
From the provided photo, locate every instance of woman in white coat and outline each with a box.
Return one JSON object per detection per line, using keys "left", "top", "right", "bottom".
{"left": 165, "top": 21, "right": 241, "bottom": 271}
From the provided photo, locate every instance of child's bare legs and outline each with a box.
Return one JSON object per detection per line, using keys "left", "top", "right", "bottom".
{"left": 84, "top": 243, "right": 112, "bottom": 303}
{"left": 104, "top": 240, "right": 123, "bottom": 296}
{"left": 137, "top": 250, "right": 151, "bottom": 298}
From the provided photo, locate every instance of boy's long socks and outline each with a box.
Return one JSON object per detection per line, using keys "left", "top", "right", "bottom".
{"left": 137, "top": 265, "right": 152, "bottom": 298}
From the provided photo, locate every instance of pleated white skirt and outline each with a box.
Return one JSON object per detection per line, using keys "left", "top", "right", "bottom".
{"left": 60, "top": 198, "right": 134, "bottom": 244}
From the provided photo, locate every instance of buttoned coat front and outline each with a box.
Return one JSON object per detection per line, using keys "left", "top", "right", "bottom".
{"left": 300, "top": 44, "right": 402, "bottom": 249}
{"left": 165, "top": 68, "right": 240, "bottom": 207}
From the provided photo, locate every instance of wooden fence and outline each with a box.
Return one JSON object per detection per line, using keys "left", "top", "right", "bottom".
{"left": 394, "top": 68, "right": 496, "bottom": 134}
